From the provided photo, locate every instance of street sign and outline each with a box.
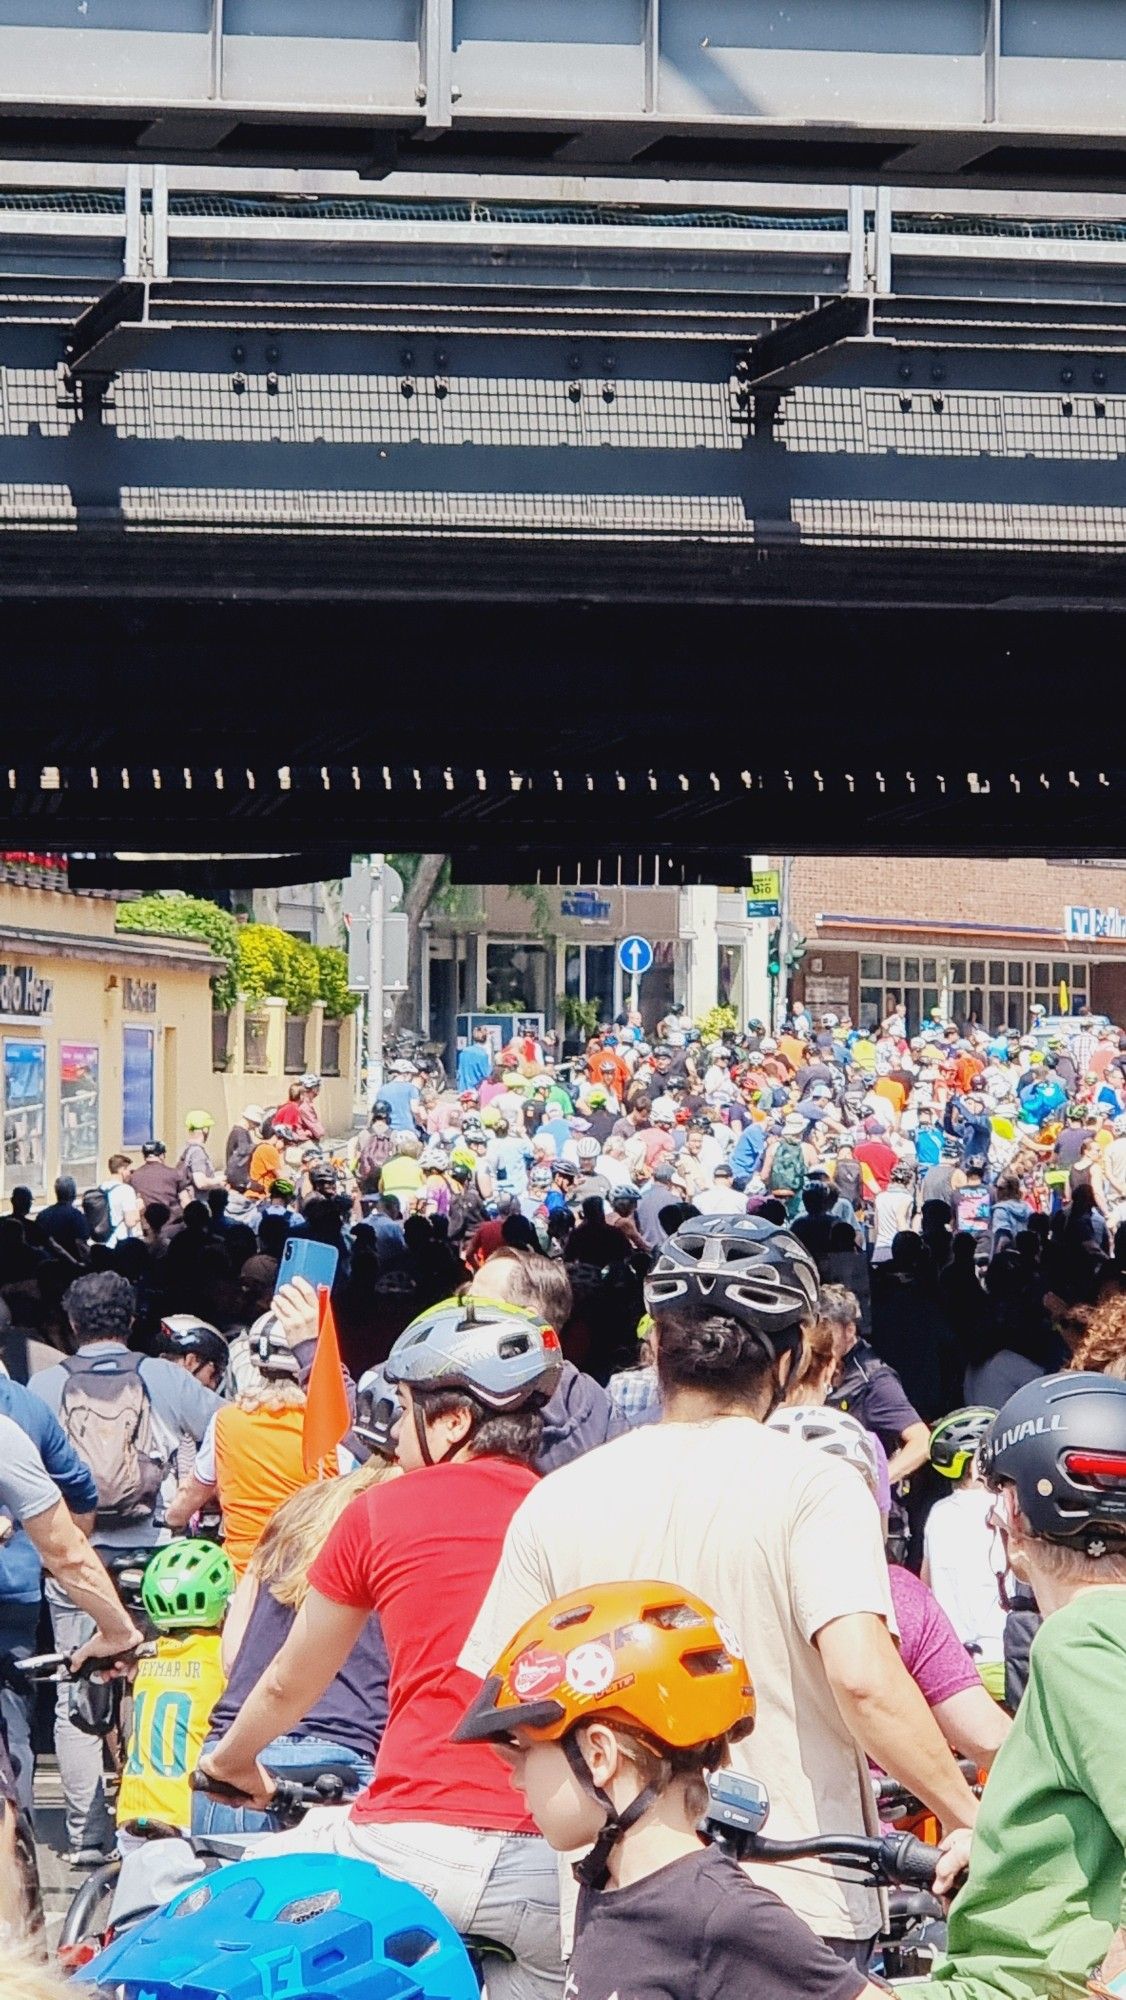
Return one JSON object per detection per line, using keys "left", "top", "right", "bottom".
{"left": 617, "top": 935, "right": 654, "bottom": 978}
{"left": 746, "top": 871, "right": 780, "bottom": 919}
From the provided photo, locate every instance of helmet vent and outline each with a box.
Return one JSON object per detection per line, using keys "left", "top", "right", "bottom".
{"left": 174, "top": 1885, "right": 213, "bottom": 1918}
{"left": 279, "top": 1890, "right": 341, "bottom": 1925}
{"left": 643, "top": 1603, "right": 707, "bottom": 1631}
{"left": 549, "top": 1603, "right": 594, "bottom": 1631}
{"left": 498, "top": 1334, "right": 532, "bottom": 1359}
{"left": 682, "top": 1648, "right": 731, "bottom": 1678}
{"left": 386, "top": 1926, "right": 441, "bottom": 1967}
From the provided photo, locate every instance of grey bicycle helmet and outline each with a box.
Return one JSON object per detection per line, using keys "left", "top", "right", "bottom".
{"left": 645, "top": 1215, "right": 819, "bottom": 1357}
{"left": 247, "top": 1309, "right": 301, "bottom": 1382}
{"left": 384, "top": 1295, "right": 563, "bottom": 1414}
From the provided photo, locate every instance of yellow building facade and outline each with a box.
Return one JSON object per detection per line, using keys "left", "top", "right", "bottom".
{"left": 0, "top": 873, "right": 356, "bottom": 1197}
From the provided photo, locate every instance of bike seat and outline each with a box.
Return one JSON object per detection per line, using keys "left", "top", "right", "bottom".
{"left": 887, "top": 1889, "right": 944, "bottom": 1921}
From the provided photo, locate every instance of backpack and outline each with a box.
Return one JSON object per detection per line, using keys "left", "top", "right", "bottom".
{"left": 81, "top": 1185, "right": 113, "bottom": 1244}
{"left": 58, "top": 1350, "right": 166, "bottom": 1524}
{"left": 769, "top": 1140, "right": 807, "bottom": 1201}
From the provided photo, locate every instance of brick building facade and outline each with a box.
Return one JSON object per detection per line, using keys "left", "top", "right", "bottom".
{"left": 786, "top": 856, "right": 1126, "bottom": 1035}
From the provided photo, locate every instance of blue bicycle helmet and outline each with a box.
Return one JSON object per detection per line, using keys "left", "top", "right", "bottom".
{"left": 77, "top": 1854, "right": 479, "bottom": 1999}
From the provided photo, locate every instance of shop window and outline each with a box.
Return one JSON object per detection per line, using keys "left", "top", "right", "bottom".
{"left": 585, "top": 946, "right": 616, "bottom": 1022}
{"left": 950, "top": 959, "right": 966, "bottom": 984}
{"left": 564, "top": 946, "right": 581, "bottom": 999}
{"left": 285, "top": 1016, "right": 308, "bottom": 1075}
{"left": 969, "top": 961, "right": 985, "bottom": 985}
{"left": 988, "top": 994, "right": 1005, "bottom": 1032}
{"left": 923, "top": 987, "right": 939, "bottom": 1020}
{"left": 60, "top": 1042, "right": 99, "bottom": 1185}
{"left": 717, "top": 943, "right": 743, "bottom": 1013}
{"left": 904, "top": 957, "right": 920, "bottom": 983}
{"left": 1052, "top": 963, "right": 1068, "bottom": 987}
{"left": 1035, "top": 990, "right": 1052, "bottom": 1015}
{"left": 487, "top": 943, "right": 548, "bottom": 1014}
{"left": 860, "top": 955, "right": 882, "bottom": 980}
{"left": 321, "top": 1020, "right": 342, "bottom": 1078}
{"left": 859, "top": 986, "right": 882, "bottom": 1027}
{"left": 1007, "top": 962, "right": 1023, "bottom": 987}
{"left": 923, "top": 959, "right": 938, "bottom": 982}
{"left": 211, "top": 1011, "right": 230, "bottom": 1072}
{"left": 988, "top": 961, "right": 1004, "bottom": 986}
{"left": 1035, "top": 962, "right": 1050, "bottom": 986}
{"left": 951, "top": 989, "right": 967, "bottom": 1024}
{"left": 244, "top": 1012, "right": 269, "bottom": 1074}
{"left": 969, "top": 987, "right": 984, "bottom": 1023}
{"left": 122, "top": 1027, "right": 153, "bottom": 1152}
{"left": 884, "top": 957, "right": 901, "bottom": 982}
{"left": 1007, "top": 995, "right": 1023, "bottom": 1029}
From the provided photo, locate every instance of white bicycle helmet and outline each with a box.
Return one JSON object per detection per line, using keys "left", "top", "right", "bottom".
{"left": 767, "top": 1404, "right": 881, "bottom": 1496}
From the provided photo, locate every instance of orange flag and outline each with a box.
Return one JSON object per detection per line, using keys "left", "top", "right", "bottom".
{"left": 302, "top": 1285, "right": 351, "bottom": 1474}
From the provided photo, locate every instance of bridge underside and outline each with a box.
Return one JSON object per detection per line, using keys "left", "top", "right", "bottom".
{"left": 7, "top": 1, "right": 1126, "bottom": 193}
{"left": 9, "top": 599, "right": 1126, "bottom": 883}
{"left": 0, "top": 167, "right": 1124, "bottom": 878}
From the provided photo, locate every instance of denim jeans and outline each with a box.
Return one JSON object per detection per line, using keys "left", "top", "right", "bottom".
{"left": 45, "top": 1583, "right": 115, "bottom": 1855}
{"left": 271, "top": 1810, "right": 565, "bottom": 2000}
{"left": 191, "top": 1735, "right": 373, "bottom": 1836}
{"left": 0, "top": 1601, "right": 41, "bottom": 1816}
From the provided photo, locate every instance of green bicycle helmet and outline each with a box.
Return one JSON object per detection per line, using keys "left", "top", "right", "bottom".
{"left": 141, "top": 1539, "right": 235, "bottom": 1632}
{"left": 929, "top": 1406, "right": 997, "bottom": 1482}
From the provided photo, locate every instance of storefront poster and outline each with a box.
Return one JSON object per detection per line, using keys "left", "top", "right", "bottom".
{"left": 4, "top": 1039, "right": 46, "bottom": 1192}
{"left": 122, "top": 1026, "right": 154, "bottom": 1150}
{"left": 60, "top": 1042, "right": 99, "bottom": 1180}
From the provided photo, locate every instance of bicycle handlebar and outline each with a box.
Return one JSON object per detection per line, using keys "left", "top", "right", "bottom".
{"left": 711, "top": 1824, "right": 940, "bottom": 1889}
{"left": 189, "top": 1769, "right": 351, "bottom": 1825}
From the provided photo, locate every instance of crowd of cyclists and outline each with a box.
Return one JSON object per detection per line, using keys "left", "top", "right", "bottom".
{"left": 4, "top": 995, "right": 1126, "bottom": 1995}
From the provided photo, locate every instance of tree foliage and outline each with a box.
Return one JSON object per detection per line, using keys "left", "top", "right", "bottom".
{"left": 116, "top": 893, "right": 240, "bottom": 1010}
{"left": 235, "top": 926, "right": 320, "bottom": 1014}
{"left": 313, "top": 944, "right": 359, "bottom": 1018}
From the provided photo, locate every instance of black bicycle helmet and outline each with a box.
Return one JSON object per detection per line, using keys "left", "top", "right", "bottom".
{"left": 929, "top": 1405, "right": 996, "bottom": 1481}
{"left": 157, "top": 1315, "right": 230, "bottom": 1374}
{"left": 142, "top": 1139, "right": 167, "bottom": 1159}
{"left": 980, "top": 1372, "right": 1126, "bottom": 1554}
{"left": 371, "top": 1100, "right": 392, "bottom": 1122}
{"left": 355, "top": 1364, "right": 402, "bottom": 1458}
{"left": 644, "top": 1215, "right": 819, "bottom": 1357}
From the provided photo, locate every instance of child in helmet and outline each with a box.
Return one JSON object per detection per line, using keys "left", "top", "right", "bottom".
{"left": 922, "top": 1408, "right": 1005, "bottom": 1700}
{"left": 115, "top": 1539, "right": 233, "bottom": 1840}
{"left": 456, "top": 1580, "right": 885, "bottom": 2000}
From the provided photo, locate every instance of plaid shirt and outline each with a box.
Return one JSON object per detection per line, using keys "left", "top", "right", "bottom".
{"left": 608, "top": 1363, "right": 661, "bottom": 1427}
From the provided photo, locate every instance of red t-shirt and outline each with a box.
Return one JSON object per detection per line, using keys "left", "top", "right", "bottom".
{"left": 308, "top": 1458, "right": 537, "bottom": 1832}
{"left": 853, "top": 1137, "right": 898, "bottom": 1193}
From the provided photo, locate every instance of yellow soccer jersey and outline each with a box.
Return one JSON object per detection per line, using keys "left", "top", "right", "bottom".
{"left": 117, "top": 1632, "right": 226, "bottom": 1832}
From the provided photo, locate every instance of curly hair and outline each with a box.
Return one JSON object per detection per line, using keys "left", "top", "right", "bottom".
{"left": 1069, "top": 1292, "right": 1126, "bottom": 1380}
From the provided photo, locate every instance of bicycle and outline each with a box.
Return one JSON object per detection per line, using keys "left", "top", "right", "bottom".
{"left": 704, "top": 1770, "right": 944, "bottom": 1985}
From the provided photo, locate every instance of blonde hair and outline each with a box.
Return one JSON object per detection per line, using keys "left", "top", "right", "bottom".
{"left": 0, "top": 1948, "right": 69, "bottom": 2000}
{"left": 250, "top": 1457, "right": 397, "bottom": 1610}
{"left": 236, "top": 1378, "right": 306, "bottom": 1415}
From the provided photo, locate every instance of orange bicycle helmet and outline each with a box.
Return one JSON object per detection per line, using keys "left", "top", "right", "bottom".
{"left": 456, "top": 1581, "right": 755, "bottom": 1888}
{"left": 455, "top": 1579, "right": 755, "bottom": 1753}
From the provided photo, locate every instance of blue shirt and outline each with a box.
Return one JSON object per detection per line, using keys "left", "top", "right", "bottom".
{"left": 381, "top": 1078, "right": 421, "bottom": 1133}
{"left": 729, "top": 1124, "right": 767, "bottom": 1182}
{"left": 456, "top": 1044, "right": 492, "bottom": 1093}
{"left": 915, "top": 1127, "right": 943, "bottom": 1168}
{"left": 0, "top": 1377, "right": 99, "bottom": 1606}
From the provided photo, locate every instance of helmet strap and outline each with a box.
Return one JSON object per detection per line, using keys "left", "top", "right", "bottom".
{"left": 412, "top": 1397, "right": 476, "bottom": 1468}
{"left": 563, "top": 1732, "right": 661, "bottom": 1891}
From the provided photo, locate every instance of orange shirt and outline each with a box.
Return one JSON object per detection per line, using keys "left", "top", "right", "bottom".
{"left": 873, "top": 1076, "right": 907, "bottom": 1117}
{"left": 248, "top": 1139, "right": 283, "bottom": 1193}
{"left": 777, "top": 1035, "right": 804, "bottom": 1073}
{"left": 212, "top": 1403, "right": 337, "bottom": 1577}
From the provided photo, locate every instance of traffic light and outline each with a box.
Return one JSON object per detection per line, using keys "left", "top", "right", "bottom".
{"left": 767, "top": 928, "right": 782, "bottom": 978}
{"left": 787, "top": 932, "right": 807, "bottom": 968}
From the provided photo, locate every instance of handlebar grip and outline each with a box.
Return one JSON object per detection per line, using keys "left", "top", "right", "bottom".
{"left": 885, "top": 1832, "right": 941, "bottom": 1888}
{"left": 189, "top": 1769, "right": 263, "bottom": 1807}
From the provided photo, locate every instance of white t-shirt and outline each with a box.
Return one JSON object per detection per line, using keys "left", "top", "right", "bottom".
{"left": 923, "top": 1486, "right": 1005, "bottom": 1665}
{"left": 694, "top": 1184, "right": 748, "bottom": 1214}
{"left": 460, "top": 1417, "right": 895, "bottom": 1941}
